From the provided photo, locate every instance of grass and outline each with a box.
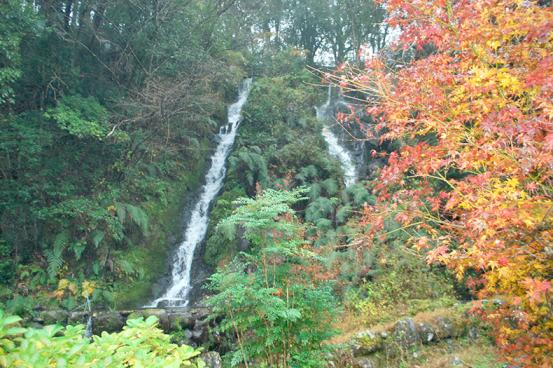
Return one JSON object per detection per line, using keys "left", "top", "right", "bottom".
{"left": 393, "top": 336, "right": 502, "bottom": 368}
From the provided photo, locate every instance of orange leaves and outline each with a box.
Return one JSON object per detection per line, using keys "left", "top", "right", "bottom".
{"left": 350, "top": 0, "right": 553, "bottom": 365}
{"left": 523, "top": 278, "right": 552, "bottom": 305}
{"left": 425, "top": 245, "right": 449, "bottom": 265}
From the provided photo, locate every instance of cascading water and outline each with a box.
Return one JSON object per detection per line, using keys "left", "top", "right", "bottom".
{"left": 316, "top": 85, "right": 357, "bottom": 187}
{"left": 149, "top": 78, "right": 253, "bottom": 307}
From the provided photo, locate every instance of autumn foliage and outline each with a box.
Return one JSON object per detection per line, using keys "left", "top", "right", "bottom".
{"left": 343, "top": 0, "right": 552, "bottom": 365}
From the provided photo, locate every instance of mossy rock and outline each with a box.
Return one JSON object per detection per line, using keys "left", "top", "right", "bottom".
{"left": 92, "top": 312, "right": 125, "bottom": 334}
{"left": 416, "top": 322, "right": 436, "bottom": 344}
{"left": 352, "top": 330, "right": 385, "bottom": 356}
{"left": 167, "top": 313, "right": 194, "bottom": 330}
{"left": 37, "top": 310, "right": 69, "bottom": 325}
{"left": 127, "top": 309, "right": 170, "bottom": 331}
{"left": 392, "top": 318, "right": 419, "bottom": 349}
{"left": 430, "top": 316, "right": 466, "bottom": 339}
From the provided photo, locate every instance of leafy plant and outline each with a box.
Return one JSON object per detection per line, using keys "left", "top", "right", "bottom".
{"left": 207, "top": 189, "right": 337, "bottom": 367}
{"left": 0, "top": 310, "right": 205, "bottom": 368}
{"left": 44, "top": 95, "right": 108, "bottom": 139}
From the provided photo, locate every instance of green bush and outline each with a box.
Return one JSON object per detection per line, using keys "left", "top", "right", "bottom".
{"left": 207, "top": 189, "right": 337, "bottom": 367}
{"left": 0, "top": 310, "right": 205, "bottom": 368}
{"left": 343, "top": 248, "right": 458, "bottom": 325}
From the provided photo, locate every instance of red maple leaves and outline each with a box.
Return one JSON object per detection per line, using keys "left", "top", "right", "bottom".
{"left": 349, "top": 0, "right": 553, "bottom": 365}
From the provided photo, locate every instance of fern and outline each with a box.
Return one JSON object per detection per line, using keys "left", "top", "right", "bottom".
{"left": 305, "top": 197, "right": 335, "bottom": 223}
{"left": 230, "top": 147, "right": 269, "bottom": 188}
{"left": 321, "top": 178, "right": 339, "bottom": 196}
{"left": 315, "top": 218, "right": 333, "bottom": 230}
{"left": 125, "top": 204, "right": 149, "bottom": 234}
{"left": 336, "top": 205, "right": 352, "bottom": 224}
{"left": 346, "top": 184, "right": 375, "bottom": 206}
{"left": 45, "top": 231, "right": 69, "bottom": 279}
{"left": 115, "top": 202, "right": 126, "bottom": 224}
{"left": 216, "top": 188, "right": 308, "bottom": 244}
{"left": 295, "top": 165, "right": 319, "bottom": 184}
{"left": 91, "top": 230, "right": 105, "bottom": 248}
{"left": 309, "top": 182, "right": 322, "bottom": 200}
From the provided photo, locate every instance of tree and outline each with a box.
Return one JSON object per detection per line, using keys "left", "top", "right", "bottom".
{"left": 324, "top": 0, "right": 388, "bottom": 63}
{"left": 341, "top": 0, "right": 552, "bottom": 365}
{"left": 0, "top": 1, "right": 38, "bottom": 108}
{"left": 207, "top": 189, "right": 337, "bottom": 367}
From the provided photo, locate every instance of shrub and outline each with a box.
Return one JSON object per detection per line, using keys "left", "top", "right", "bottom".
{"left": 0, "top": 310, "right": 205, "bottom": 368}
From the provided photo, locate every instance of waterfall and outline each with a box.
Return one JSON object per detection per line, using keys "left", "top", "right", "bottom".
{"left": 149, "top": 78, "right": 253, "bottom": 308}
{"left": 316, "top": 85, "right": 357, "bottom": 187}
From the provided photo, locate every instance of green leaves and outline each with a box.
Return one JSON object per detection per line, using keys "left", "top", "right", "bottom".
{"left": 305, "top": 197, "right": 336, "bottom": 223}
{"left": 0, "top": 1, "right": 38, "bottom": 106}
{"left": 91, "top": 230, "right": 105, "bottom": 248}
{"left": 115, "top": 202, "right": 149, "bottom": 234}
{"left": 229, "top": 146, "right": 269, "bottom": 191}
{"left": 44, "top": 95, "right": 108, "bottom": 139}
{"left": 125, "top": 204, "right": 149, "bottom": 234}
{"left": 207, "top": 189, "right": 336, "bottom": 366}
{"left": 216, "top": 188, "right": 307, "bottom": 246}
{"left": 45, "top": 232, "right": 68, "bottom": 279}
{"left": 0, "top": 312, "right": 205, "bottom": 368}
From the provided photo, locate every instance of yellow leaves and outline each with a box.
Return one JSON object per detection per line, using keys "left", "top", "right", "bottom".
{"left": 467, "top": 66, "right": 523, "bottom": 101}
{"left": 458, "top": 201, "right": 472, "bottom": 210}
{"left": 54, "top": 279, "right": 78, "bottom": 300}
{"left": 469, "top": 65, "right": 493, "bottom": 86}
{"left": 485, "top": 177, "right": 528, "bottom": 204}
{"left": 82, "top": 281, "right": 96, "bottom": 298}
{"left": 497, "top": 68, "right": 522, "bottom": 95}
{"left": 488, "top": 260, "right": 499, "bottom": 271}
{"left": 455, "top": 264, "right": 465, "bottom": 281}
{"left": 486, "top": 39, "right": 501, "bottom": 51}
{"left": 497, "top": 266, "right": 510, "bottom": 280}
{"left": 54, "top": 279, "right": 95, "bottom": 300}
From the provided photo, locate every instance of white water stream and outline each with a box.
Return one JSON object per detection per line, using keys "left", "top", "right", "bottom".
{"left": 316, "top": 86, "right": 357, "bottom": 187}
{"left": 149, "top": 79, "right": 253, "bottom": 307}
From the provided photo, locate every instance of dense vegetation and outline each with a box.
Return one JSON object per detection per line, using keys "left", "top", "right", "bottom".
{"left": 0, "top": 0, "right": 386, "bottom": 310}
{"left": 1, "top": 0, "right": 551, "bottom": 367}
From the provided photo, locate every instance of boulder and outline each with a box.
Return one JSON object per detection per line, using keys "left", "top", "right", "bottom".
{"left": 37, "top": 310, "right": 69, "bottom": 325}
{"left": 167, "top": 312, "right": 194, "bottom": 330}
{"left": 352, "top": 330, "right": 384, "bottom": 356}
{"left": 68, "top": 311, "right": 89, "bottom": 325}
{"left": 392, "top": 318, "right": 419, "bottom": 349}
{"left": 468, "top": 326, "right": 478, "bottom": 340}
{"left": 127, "top": 309, "right": 170, "bottom": 331}
{"left": 201, "top": 351, "right": 223, "bottom": 368}
{"left": 416, "top": 322, "right": 436, "bottom": 343}
{"left": 92, "top": 311, "right": 125, "bottom": 334}
{"left": 353, "top": 357, "right": 377, "bottom": 368}
{"left": 433, "top": 317, "right": 464, "bottom": 339}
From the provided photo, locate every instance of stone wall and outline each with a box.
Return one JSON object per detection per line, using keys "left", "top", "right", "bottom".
{"left": 31, "top": 307, "right": 214, "bottom": 346}
{"left": 340, "top": 307, "right": 481, "bottom": 368}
